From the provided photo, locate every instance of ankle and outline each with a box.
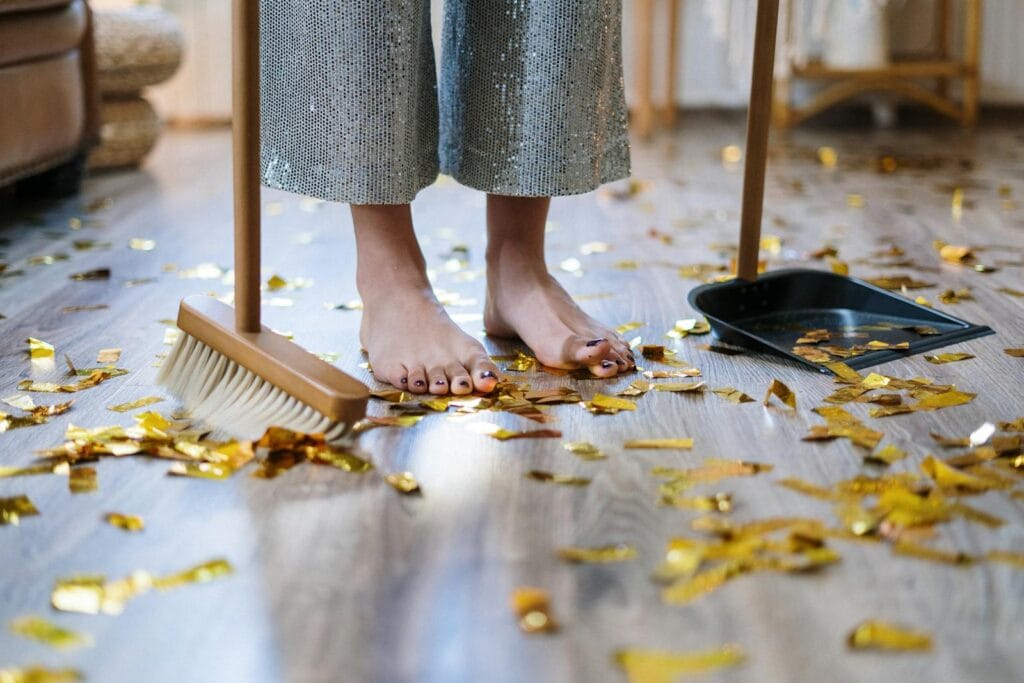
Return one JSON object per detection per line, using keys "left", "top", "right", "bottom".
{"left": 356, "top": 267, "right": 432, "bottom": 303}
{"left": 485, "top": 242, "right": 547, "bottom": 280}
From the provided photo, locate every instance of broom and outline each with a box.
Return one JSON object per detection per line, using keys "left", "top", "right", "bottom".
{"left": 157, "top": 0, "right": 369, "bottom": 441}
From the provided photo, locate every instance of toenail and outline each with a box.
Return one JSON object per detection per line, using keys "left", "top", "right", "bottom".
{"left": 615, "top": 359, "right": 626, "bottom": 365}
{"left": 400, "top": 377, "right": 408, "bottom": 384}
{"left": 414, "top": 380, "right": 425, "bottom": 387}
{"left": 586, "top": 338, "right": 606, "bottom": 347}
{"left": 601, "top": 360, "right": 614, "bottom": 369}
{"left": 480, "top": 371, "right": 496, "bottom": 379}
{"left": 459, "top": 380, "right": 470, "bottom": 387}
{"left": 434, "top": 379, "right": 446, "bottom": 385}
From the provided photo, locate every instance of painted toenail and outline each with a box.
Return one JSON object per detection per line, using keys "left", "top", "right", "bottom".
{"left": 459, "top": 380, "right": 470, "bottom": 387}
{"left": 434, "top": 380, "right": 446, "bottom": 385}
{"left": 601, "top": 360, "right": 614, "bottom": 369}
{"left": 400, "top": 377, "right": 408, "bottom": 384}
{"left": 414, "top": 380, "right": 425, "bottom": 387}
{"left": 586, "top": 339, "right": 606, "bottom": 347}
{"left": 480, "top": 371, "right": 496, "bottom": 379}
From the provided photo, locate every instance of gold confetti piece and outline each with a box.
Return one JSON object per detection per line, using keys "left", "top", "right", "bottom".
{"left": 152, "top": 558, "right": 234, "bottom": 590}
{"left": 28, "top": 253, "right": 69, "bottom": 266}
{"left": 18, "top": 369, "right": 121, "bottom": 393}
{"left": 914, "top": 389, "right": 976, "bottom": 411}
{"left": 51, "top": 575, "right": 111, "bottom": 615}
{"left": 96, "top": 348, "right": 121, "bottom": 363}
{"left": 107, "top": 396, "right": 163, "bottom": 412}
{"left": 866, "top": 444, "right": 908, "bottom": 466}
{"left": 615, "top": 645, "right": 745, "bottom": 683}
{"left": 777, "top": 478, "right": 837, "bottom": 501}
{"left": 763, "top": 379, "right": 796, "bottom": 409}
{"left": 829, "top": 258, "right": 849, "bottom": 275}
{"left": 615, "top": 321, "right": 645, "bottom": 334}
{"left": 925, "top": 353, "right": 974, "bottom": 364}
{"left": 3, "top": 394, "right": 35, "bottom": 410}
{"left": 104, "top": 513, "right": 144, "bottom": 532}
{"left": 653, "top": 381, "right": 706, "bottom": 394}
{"left": 661, "top": 493, "right": 733, "bottom": 513}
{"left": 1005, "top": 348, "right": 1024, "bottom": 357}
{"left": 27, "top": 337, "right": 54, "bottom": 360}
{"left": 796, "top": 329, "right": 830, "bottom": 344}
{"left": 557, "top": 544, "right": 637, "bottom": 563}
{"left": 987, "top": 550, "right": 1024, "bottom": 569}
{"left": 369, "top": 388, "right": 413, "bottom": 403}
{"left": 68, "top": 467, "right": 97, "bottom": 494}
{"left": 62, "top": 304, "right": 110, "bottom": 314}
{"left": 921, "top": 456, "right": 1004, "bottom": 492}
{"left": 525, "top": 470, "right": 591, "bottom": 486}
{"left": 617, "top": 379, "right": 652, "bottom": 397}
{"left": 0, "top": 666, "right": 83, "bottom": 682}
{"left": 8, "top": 615, "right": 92, "bottom": 650}
{"left": 510, "top": 587, "right": 558, "bottom": 634}
{"left": 792, "top": 345, "right": 833, "bottom": 363}
{"left": 579, "top": 241, "right": 611, "bottom": 255}
{"left": 640, "top": 345, "right": 664, "bottom": 360}
{"left": 167, "top": 462, "right": 235, "bottom": 480}
{"left": 711, "top": 387, "right": 754, "bottom": 404}
{"left": 644, "top": 368, "right": 702, "bottom": 379}
{"left": 937, "top": 243, "right": 973, "bottom": 264}
{"left": 998, "top": 286, "right": 1024, "bottom": 298}
{"left": 848, "top": 621, "right": 932, "bottom": 652}
{"left": 128, "top": 238, "right": 156, "bottom": 251}
{"left": 892, "top": 540, "right": 974, "bottom": 566}
{"left": 1, "top": 495, "right": 39, "bottom": 525}
{"left": 662, "top": 560, "right": 750, "bottom": 605}
{"left": 563, "top": 441, "right": 606, "bottom": 460}
{"left": 0, "top": 464, "right": 56, "bottom": 478}
{"left": 624, "top": 438, "right": 693, "bottom": 450}
{"left": 584, "top": 393, "right": 637, "bottom": 414}
{"left": 868, "top": 275, "right": 935, "bottom": 290}
{"left": 308, "top": 449, "right": 374, "bottom": 473}
{"left": 385, "top": 472, "right": 421, "bottom": 495}
{"left": 846, "top": 193, "right": 865, "bottom": 208}
{"left": 467, "top": 422, "right": 562, "bottom": 440}
{"left": 721, "top": 145, "right": 742, "bottom": 165}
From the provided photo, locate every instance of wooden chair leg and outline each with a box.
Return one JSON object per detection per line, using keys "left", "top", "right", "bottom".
{"left": 633, "top": 0, "right": 656, "bottom": 138}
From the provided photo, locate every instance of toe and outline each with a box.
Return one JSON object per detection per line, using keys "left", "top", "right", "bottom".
{"left": 469, "top": 355, "right": 501, "bottom": 393}
{"left": 607, "top": 350, "right": 631, "bottom": 372}
{"left": 572, "top": 337, "right": 613, "bottom": 365}
{"left": 588, "top": 357, "right": 620, "bottom": 379}
{"left": 427, "top": 366, "right": 449, "bottom": 395}
{"left": 407, "top": 367, "right": 429, "bottom": 394}
{"left": 447, "top": 362, "right": 474, "bottom": 395}
{"left": 386, "top": 365, "right": 410, "bottom": 390}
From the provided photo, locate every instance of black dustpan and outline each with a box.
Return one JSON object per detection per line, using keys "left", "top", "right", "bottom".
{"left": 688, "top": 0, "right": 993, "bottom": 373}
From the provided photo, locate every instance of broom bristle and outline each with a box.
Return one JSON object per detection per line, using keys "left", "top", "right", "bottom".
{"left": 157, "top": 332, "right": 353, "bottom": 443}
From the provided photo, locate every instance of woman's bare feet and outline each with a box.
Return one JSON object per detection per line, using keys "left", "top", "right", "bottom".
{"left": 482, "top": 195, "right": 635, "bottom": 378}
{"left": 352, "top": 204, "right": 500, "bottom": 395}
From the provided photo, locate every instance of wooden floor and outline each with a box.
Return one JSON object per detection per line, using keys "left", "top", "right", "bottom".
{"left": 1, "top": 111, "right": 1023, "bottom": 682}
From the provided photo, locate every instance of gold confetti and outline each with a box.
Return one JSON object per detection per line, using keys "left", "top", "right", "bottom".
{"left": 384, "top": 472, "right": 421, "bottom": 495}
{"left": 653, "top": 382, "right": 706, "bottom": 394}
{"left": 661, "top": 493, "right": 734, "bottom": 513}
{"left": 848, "top": 620, "right": 933, "bottom": 651}
{"left": 763, "top": 379, "right": 796, "bottom": 409}
{"left": 617, "top": 379, "right": 652, "bottom": 397}
{"left": 308, "top": 449, "right": 374, "bottom": 473}
{"left": 510, "top": 587, "right": 558, "bottom": 634}
{"left": 525, "top": 470, "right": 591, "bottom": 486}
{"left": 1, "top": 495, "right": 40, "bottom": 525}
{"left": 868, "top": 275, "right": 934, "bottom": 290}
{"left": 27, "top": 337, "right": 55, "bottom": 360}
{"left": 817, "top": 146, "right": 838, "bottom": 168}
{"left": 556, "top": 544, "right": 637, "bottom": 563}
{"left": 866, "top": 444, "right": 908, "bottom": 466}
{"left": 892, "top": 540, "right": 974, "bottom": 566}
{"left": 104, "top": 513, "right": 144, "bottom": 532}
{"left": 18, "top": 369, "right": 122, "bottom": 393}
{"left": 152, "top": 558, "right": 234, "bottom": 590}
{"left": 914, "top": 389, "right": 976, "bottom": 411}
{"left": 51, "top": 572, "right": 151, "bottom": 615}
{"left": 987, "top": 550, "right": 1024, "bottom": 569}
{"left": 921, "top": 456, "right": 1004, "bottom": 493}
{"left": 0, "top": 464, "right": 55, "bottom": 478}
{"left": 721, "top": 145, "right": 742, "bottom": 165}
{"left": 96, "top": 348, "right": 121, "bottom": 363}
{"left": 846, "top": 193, "right": 865, "bottom": 208}
{"left": 128, "top": 238, "right": 156, "bottom": 251}
{"left": 467, "top": 422, "right": 562, "bottom": 440}
{"left": 167, "top": 462, "right": 236, "bottom": 480}
{"left": 68, "top": 467, "right": 97, "bottom": 494}
{"left": 615, "top": 321, "right": 645, "bottom": 334}
{"left": 1005, "top": 348, "right": 1024, "bottom": 357}
{"left": 8, "top": 615, "right": 92, "bottom": 650}
{"left": 107, "top": 396, "right": 163, "bottom": 412}
{"left": 925, "top": 353, "right": 974, "bottom": 364}
{"left": 936, "top": 242, "right": 973, "bottom": 264}
{"left": 563, "top": 441, "right": 606, "bottom": 460}
{"left": 615, "top": 645, "right": 745, "bottom": 683}
{"left": 711, "top": 387, "right": 755, "bottom": 404}
{"left": 0, "top": 666, "right": 83, "bottom": 682}
{"left": 583, "top": 393, "right": 637, "bottom": 414}
{"left": 624, "top": 438, "right": 694, "bottom": 450}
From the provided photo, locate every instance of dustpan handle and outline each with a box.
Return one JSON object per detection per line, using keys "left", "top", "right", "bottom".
{"left": 737, "top": 0, "right": 780, "bottom": 282}
{"left": 232, "top": 0, "right": 261, "bottom": 332}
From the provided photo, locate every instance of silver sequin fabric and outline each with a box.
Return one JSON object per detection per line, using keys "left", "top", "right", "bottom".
{"left": 259, "top": 1, "right": 631, "bottom": 204}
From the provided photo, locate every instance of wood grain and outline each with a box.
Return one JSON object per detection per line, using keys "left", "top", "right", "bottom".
{"left": 1, "top": 112, "right": 1023, "bottom": 682}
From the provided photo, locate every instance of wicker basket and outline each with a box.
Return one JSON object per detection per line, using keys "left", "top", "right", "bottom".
{"left": 93, "top": 7, "right": 184, "bottom": 95}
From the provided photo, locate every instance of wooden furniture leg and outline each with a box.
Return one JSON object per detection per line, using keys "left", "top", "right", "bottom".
{"left": 633, "top": 0, "right": 655, "bottom": 138}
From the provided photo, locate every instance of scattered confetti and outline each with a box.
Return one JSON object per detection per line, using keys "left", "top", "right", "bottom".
{"left": 615, "top": 645, "right": 745, "bottom": 683}
{"left": 848, "top": 620, "right": 932, "bottom": 652}
{"left": 763, "top": 379, "right": 796, "bottom": 410}
{"left": 563, "top": 441, "right": 606, "bottom": 460}
{"left": 510, "top": 587, "right": 558, "bottom": 634}
{"left": 525, "top": 470, "right": 591, "bottom": 486}
{"left": 384, "top": 472, "right": 421, "bottom": 495}
{"left": 557, "top": 544, "right": 637, "bottom": 564}
{"left": 8, "top": 615, "right": 92, "bottom": 650}
{"left": 0, "top": 495, "right": 39, "bottom": 525}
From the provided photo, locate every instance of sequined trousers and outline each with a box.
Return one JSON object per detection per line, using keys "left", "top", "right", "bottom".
{"left": 259, "top": 1, "right": 631, "bottom": 204}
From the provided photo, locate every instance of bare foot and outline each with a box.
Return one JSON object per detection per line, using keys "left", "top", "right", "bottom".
{"left": 352, "top": 203, "right": 500, "bottom": 395}
{"left": 360, "top": 286, "right": 499, "bottom": 395}
{"left": 483, "top": 251, "right": 635, "bottom": 378}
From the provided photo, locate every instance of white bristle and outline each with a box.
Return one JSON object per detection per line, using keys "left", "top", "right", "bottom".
{"left": 157, "top": 333, "right": 353, "bottom": 444}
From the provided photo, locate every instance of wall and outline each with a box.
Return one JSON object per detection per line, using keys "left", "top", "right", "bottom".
{"left": 91, "top": 0, "right": 1024, "bottom": 121}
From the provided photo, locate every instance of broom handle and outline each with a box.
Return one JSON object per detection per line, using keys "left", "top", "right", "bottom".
{"left": 737, "top": 0, "right": 780, "bottom": 282}
{"left": 233, "top": 0, "right": 261, "bottom": 332}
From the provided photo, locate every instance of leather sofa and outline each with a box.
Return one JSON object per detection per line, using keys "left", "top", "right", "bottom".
{"left": 0, "top": 0, "right": 99, "bottom": 196}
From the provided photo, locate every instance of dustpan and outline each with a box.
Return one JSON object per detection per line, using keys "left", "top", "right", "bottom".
{"left": 688, "top": 0, "right": 993, "bottom": 373}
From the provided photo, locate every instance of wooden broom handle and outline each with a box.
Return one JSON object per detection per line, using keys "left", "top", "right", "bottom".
{"left": 232, "top": 0, "right": 261, "bottom": 332}
{"left": 737, "top": 0, "right": 780, "bottom": 282}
